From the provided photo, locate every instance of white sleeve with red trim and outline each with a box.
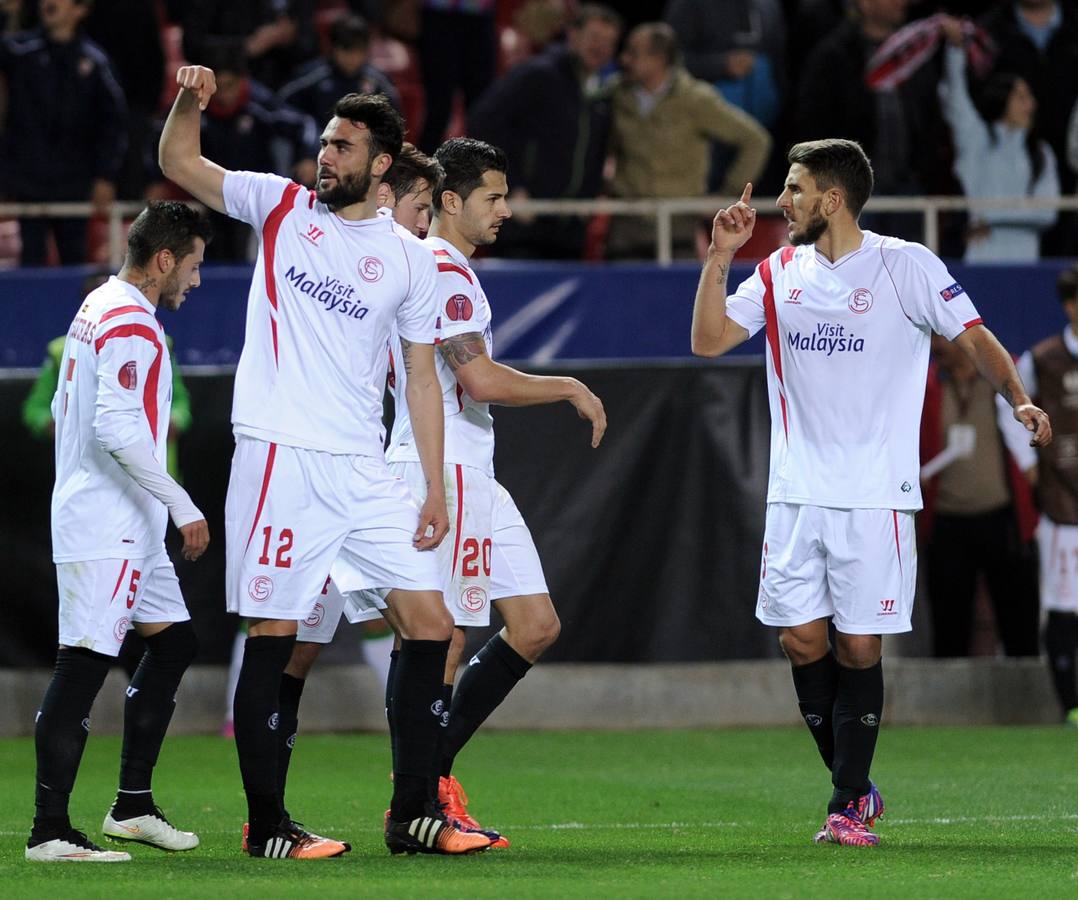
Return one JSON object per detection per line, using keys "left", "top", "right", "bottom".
{"left": 93, "top": 328, "right": 165, "bottom": 454}
{"left": 725, "top": 261, "right": 769, "bottom": 338}
{"left": 884, "top": 242, "right": 981, "bottom": 340}
{"left": 223, "top": 170, "right": 296, "bottom": 228}
{"left": 434, "top": 267, "right": 482, "bottom": 341}
{"left": 395, "top": 240, "right": 439, "bottom": 344}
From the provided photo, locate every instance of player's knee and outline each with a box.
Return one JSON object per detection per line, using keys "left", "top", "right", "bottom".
{"left": 506, "top": 606, "right": 560, "bottom": 659}
{"left": 778, "top": 630, "right": 821, "bottom": 667}
{"left": 143, "top": 620, "right": 199, "bottom": 670}
{"left": 834, "top": 635, "right": 881, "bottom": 669}
{"left": 286, "top": 641, "right": 322, "bottom": 679}
{"left": 54, "top": 645, "right": 112, "bottom": 687}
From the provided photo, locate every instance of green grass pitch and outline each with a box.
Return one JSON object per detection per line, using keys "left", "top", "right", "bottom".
{"left": 1, "top": 727, "right": 1075, "bottom": 898}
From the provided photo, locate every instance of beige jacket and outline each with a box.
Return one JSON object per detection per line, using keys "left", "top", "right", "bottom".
{"left": 609, "top": 68, "right": 771, "bottom": 199}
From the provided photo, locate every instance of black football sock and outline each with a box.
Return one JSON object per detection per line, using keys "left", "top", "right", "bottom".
{"left": 790, "top": 651, "right": 839, "bottom": 772}
{"left": 440, "top": 634, "right": 531, "bottom": 776}
{"left": 276, "top": 672, "right": 306, "bottom": 817}
{"left": 234, "top": 634, "right": 295, "bottom": 838}
{"left": 1045, "top": 611, "right": 1078, "bottom": 714}
{"left": 32, "top": 647, "right": 111, "bottom": 837}
{"left": 430, "top": 682, "right": 453, "bottom": 799}
{"left": 385, "top": 649, "right": 399, "bottom": 766}
{"left": 389, "top": 639, "right": 450, "bottom": 821}
{"left": 829, "top": 660, "right": 883, "bottom": 814}
{"left": 114, "top": 621, "right": 198, "bottom": 818}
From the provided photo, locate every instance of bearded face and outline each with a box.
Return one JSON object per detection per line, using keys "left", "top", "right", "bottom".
{"left": 316, "top": 155, "right": 374, "bottom": 210}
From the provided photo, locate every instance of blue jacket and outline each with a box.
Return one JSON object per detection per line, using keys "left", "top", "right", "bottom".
{"left": 0, "top": 29, "right": 128, "bottom": 199}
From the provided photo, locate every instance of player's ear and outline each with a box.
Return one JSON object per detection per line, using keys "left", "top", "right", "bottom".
{"left": 825, "top": 188, "right": 844, "bottom": 217}
{"left": 154, "top": 248, "right": 175, "bottom": 275}
{"left": 376, "top": 182, "right": 393, "bottom": 208}
{"left": 372, "top": 152, "right": 392, "bottom": 178}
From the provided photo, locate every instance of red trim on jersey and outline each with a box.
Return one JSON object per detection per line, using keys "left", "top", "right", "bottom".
{"left": 245, "top": 442, "right": 278, "bottom": 552}
{"left": 455, "top": 382, "right": 464, "bottom": 412}
{"left": 892, "top": 510, "right": 902, "bottom": 575}
{"left": 111, "top": 559, "right": 129, "bottom": 602}
{"left": 100, "top": 304, "right": 155, "bottom": 325}
{"left": 94, "top": 323, "right": 164, "bottom": 440}
{"left": 779, "top": 246, "right": 796, "bottom": 268}
{"left": 759, "top": 255, "right": 788, "bottom": 439}
{"left": 65, "top": 358, "right": 76, "bottom": 381}
{"left": 308, "top": 190, "right": 316, "bottom": 209}
{"left": 262, "top": 182, "right": 302, "bottom": 367}
{"left": 963, "top": 317, "right": 983, "bottom": 329}
{"left": 450, "top": 464, "right": 465, "bottom": 576}
{"left": 438, "top": 262, "right": 473, "bottom": 284}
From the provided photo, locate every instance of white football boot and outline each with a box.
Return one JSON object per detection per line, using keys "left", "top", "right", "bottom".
{"left": 26, "top": 828, "right": 131, "bottom": 862}
{"left": 102, "top": 806, "right": 199, "bottom": 851}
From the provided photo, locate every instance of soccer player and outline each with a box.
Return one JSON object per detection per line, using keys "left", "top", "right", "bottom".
{"left": 690, "top": 139, "right": 1052, "bottom": 846}
{"left": 1002, "top": 265, "right": 1078, "bottom": 727}
{"left": 26, "top": 201, "right": 211, "bottom": 863}
{"left": 267, "top": 142, "right": 444, "bottom": 821}
{"left": 159, "top": 67, "right": 490, "bottom": 857}
{"left": 352, "top": 137, "right": 607, "bottom": 845}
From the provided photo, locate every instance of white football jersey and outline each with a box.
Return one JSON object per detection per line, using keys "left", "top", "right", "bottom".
{"left": 726, "top": 231, "right": 982, "bottom": 510}
{"left": 386, "top": 236, "right": 495, "bottom": 475}
{"left": 52, "top": 277, "right": 172, "bottom": 561}
{"left": 223, "top": 171, "right": 440, "bottom": 457}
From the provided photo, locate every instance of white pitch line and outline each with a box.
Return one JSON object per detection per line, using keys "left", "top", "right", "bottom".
{"left": 2, "top": 813, "right": 1075, "bottom": 839}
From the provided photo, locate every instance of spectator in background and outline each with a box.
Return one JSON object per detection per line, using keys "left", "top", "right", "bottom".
{"left": 606, "top": 22, "right": 771, "bottom": 259}
{"left": 919, "top": 334, "right": 1040, "bottom": 659}
{"left": 792, "top": 0, "right": 950, "bottom": 243}
{"left": 2, "top": 0, "right": 35, "bottom": 33}
{"left": 85, "top": 0, "right": 164, "bottom": 200}
{"left": 0, "top": 0, "right": 127, "bottom": 266}
{"left": 280, "top": 13, "right": 399, "bottom": 125}
{"left": 980, "top": 0, "right": 1078, "bottom": 255}
{"left": 663, "top": 0, "right": 786, "bottom": 132}
{"left": 180, "top": 0, "right": 317, "bottom": 90}
{"left": 1003, "top": 266, "right": 1078, "bottom": 727}
{"left": 418, "top": 0, "right": 497, "bottom": 154}
{"left": 469, "top": 3, "right": 623, "bottom": 259}
{"left": 153, "top": 45, "right": 319, "bottom": 261}
{"left": 938, "top": 17, "right": 1059, "bottom": 263}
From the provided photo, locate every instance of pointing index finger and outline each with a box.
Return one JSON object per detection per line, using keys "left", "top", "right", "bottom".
{"left": 740, "top": 183, "right": 753, "bottom": 206}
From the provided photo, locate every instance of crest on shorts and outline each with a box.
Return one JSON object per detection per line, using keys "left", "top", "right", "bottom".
{"left": 249, "top": 575, "right": 274, "bottom": 602}
{"left": 118, "top": 360, "right": 138, "bottom": 390}
{"left": 303, "top": 601, "right": 324, "bottom": 628}
{"left": 445, "top": 294, "right": 473, "bottom": 322}
{"left": 460, "top": 586, "right": 487, "bottom": 612}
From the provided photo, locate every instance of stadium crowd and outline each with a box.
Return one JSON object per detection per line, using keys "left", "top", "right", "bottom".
{"left": 2, "top": 0, "right": 1078, "bottom": 264}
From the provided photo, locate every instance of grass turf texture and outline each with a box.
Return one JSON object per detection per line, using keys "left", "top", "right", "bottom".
{"left": 1, "top": 727, "right": 1075, "bottom": 898}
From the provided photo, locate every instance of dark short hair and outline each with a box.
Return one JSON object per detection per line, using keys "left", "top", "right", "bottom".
{"left": 432, "top": 138, "right": 508, "bottom": 212}
{"left": 383, "top": 142, "right": 443, "bottom": 202}
{"left": 1058, "top": 265, "right": 1078, "bottom": 303}
{"left": 787, "top": 139, "right": 874, "bottom": 218}
{"left": 571, "top": 3, "right": 624, "bottom": 33}
{"left": 634, "top": 22, "right": 679, "bottom": 67}
{"left": 329, "top": 13, "right": 370, "bottom": 50}
{"left": 126, "top": 201, "right": 213, "bottom": 268}
{"left": 332, "top": 92, "right": 404, "bottom": 160}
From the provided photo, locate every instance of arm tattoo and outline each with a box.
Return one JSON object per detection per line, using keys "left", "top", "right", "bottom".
{"left": 400, "top": 337, "right": 417, "bottom": 376}
{"left": 1001, "top": 379, "right": 1019, "bottom": 407}
{"left": 714, "top": 262, "right": 729, "bottom": 288}
{"left": 437, "top": 332, "right": 487, "bottom": 372}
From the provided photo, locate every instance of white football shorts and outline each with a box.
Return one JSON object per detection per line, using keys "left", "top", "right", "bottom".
{"left": 225, "top": 437, "right": 442, "bottom": 621}
{"left": 345, "top": 462, "right": 548, "bottom": 627}
{"left": 755, "top": 503, "right": 916, "bottom": 634}
{"left": 1037, "top": 517, "right": 1078, "bottom": 613}
{"left": 56, "top": 551, "right": 189, "bottom": 657}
